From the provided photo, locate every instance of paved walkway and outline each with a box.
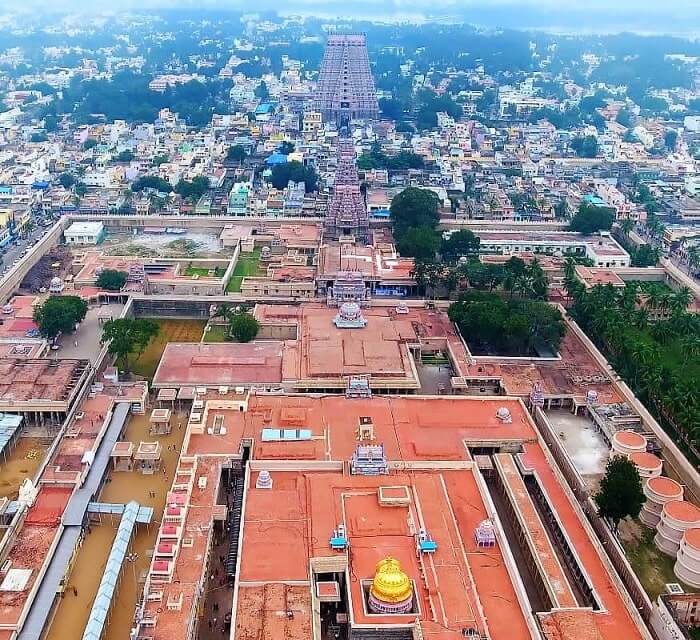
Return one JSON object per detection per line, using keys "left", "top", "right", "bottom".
{"left": 56, "top": 303, "right": 124, "bottom": 363}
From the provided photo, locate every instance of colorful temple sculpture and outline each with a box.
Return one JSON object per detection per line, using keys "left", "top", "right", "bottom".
{"left": 314, "top": 34, "right": 379, "bottom": 124}
{"left": 324, "top": 138, "right": 369, "bottom": 243}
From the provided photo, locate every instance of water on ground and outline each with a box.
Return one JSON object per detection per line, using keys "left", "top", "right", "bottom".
{"left": 0, "top": 437, "right": 47, "bottom": 500}
{"left": 44, "top": 409, "right": 189, "bottom": 640}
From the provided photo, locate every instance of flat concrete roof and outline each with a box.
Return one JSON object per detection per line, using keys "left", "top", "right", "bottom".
{"left": 139, "top": 394, "right": 646, "bottom": 640}
{"left": 153, "top": 342, "right": 284, "bottom": 388}
{"left": 0, "top": 357, "right": 89, "bottom": 408}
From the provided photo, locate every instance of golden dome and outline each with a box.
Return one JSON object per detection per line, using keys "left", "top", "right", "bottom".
{"left": 370, "top": 557, "right": 413, "bottom": 604}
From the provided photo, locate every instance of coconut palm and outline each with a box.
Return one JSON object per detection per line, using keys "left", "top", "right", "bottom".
{"left": 620, "top": 218, "right": 634, "bottom": 237}
{"left": 687, "top": 246, "right": 700, "bottom": 274}
{"left": 671, "top": 287, "right": 692, "bottom": 314}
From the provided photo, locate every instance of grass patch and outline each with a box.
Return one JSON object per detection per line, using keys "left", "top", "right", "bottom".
{"left": 226, "top": 248, "right": 262, "bottom": 293}
{"left": 623, "top": 526, "right": 689, "bottom": 599}
{"left": 184, "top": 266, "right": 226, "bottom": 278}
{"left": 122, "top": 319, "right": 206, "bottom": 380}
{"left": 629, "top": 280, "right": 674, "bottom": 294}
{"left": 203, "top": 325, "right": 229, "bottom": 343}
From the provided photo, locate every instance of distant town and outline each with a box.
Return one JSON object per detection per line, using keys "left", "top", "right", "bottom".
{"left": 0, "top": 10, "right": 697, "bottom": 640}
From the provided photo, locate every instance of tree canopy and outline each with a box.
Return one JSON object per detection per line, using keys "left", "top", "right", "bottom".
{"left": 227, "top": 145, "right": 247, "bottom": 163}
{"left": 269, "top": 161, "right": 318, "bottom": 192}
{"left": 396, "top": 227, "right": 440, "bottom": 262}
{"left": 174, "top": 176, "right": 210, "bottom": 201}
{"left": 115, "top": 149, "right": 135, "bottom": 162}
{"left": 96, "top": 269, "right": 128, "bottom": 291}
{"left": 101, "top": 318, "right": 160, "bottom": 372}
{"left": 229, "top": 312, "right": 260, "bottom": 343}
{"left": 448, "top": 291, "right": 565, "bottom": 356}
{"left": 570, "top": 135, "right": 599, "bottom": 158}
{"left": 595, "top": 456, "right": 644, "bottom": 531}
{"left": 33, "top": 296, "right": 88, "bottom": 340}
{"left": 569, "top": 203, "right": 615, "bottom": 234}
{"left": 357, "top": 148, "right": 424, "bottom": 171}
{"left": 441, "top": 229, "right": 480, "bottom": 263}
{"left": 132, "top": 175, "right": 172, "bottom": 193}
{"left": 566, "top": 277, "right": 700, "bottom": 447}
{"left": 390, "top": 187, "right": 440, "bottom": 241}
{"left": 58, "top": 173, "right": 75, "bottom": 189}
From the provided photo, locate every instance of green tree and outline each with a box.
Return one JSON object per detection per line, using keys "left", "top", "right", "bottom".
{"left": 619, "top": 218, "right": 634, "bottom": 238}
{"left": 390, "top": 187, "right": 440, "bottom": 241}
{"left": 461, "top": 262, "right": 504, "bottom": 291}
{"left": 229, "top": 312, "right": 259, "bottom": 343}
{"left": 448, "top": 291, "right": 564, "bottom": 355}
{"left": 75, "top": 182, "right": 88, "bottom": 197}
{"left": 255, "top": 81, "right": 269, "bottom": 100}
{"left": 441, "top": 229, "right": 480, "bottom": 263}
{"left": 665, "top": 129, "right": 678, "bottom": 151}
{"left": 33, "top": 296, "right": 88, "bottom": 341}
{"left": 569, "top": 203, "right": 615, "bottom": 234}
{"left": 175, "top": 176, "right": 210, "bottom": 201}
{"left": 83, "top": 138, "right": 98, "bottom": 150}
{"left": 132, "top": 175, "right": 172, "bottom": 193}
{"left": 44, "top": 114, "right": 59, "bottom": 132}
{"left": 58, "top": 173, "right": 75, "bottom": 189}
{"left": 101, "top": 318, "right": 160, "bottom": 372}
{"left": 96, "top": 269, "right": 128, "bottom": 291}
{"left": 269, "top": 161, "right": 318, "bottom": 192}
{"left": 595, "top": 456, "right": 644, "bottom": 532}
{"left": 396, "top": 227, "right": 440, "bottom": 261}
{"left": 115, "top": 149, "right": 135, "bottom": 162}
{"left": 227, "top": 145, "right": 247, "bottom": 163}
{"left": 570, "top": 135, "right": 599, "bottom": 158}
{"left": 278, "top": 141, "right": 295, "bottom": 155}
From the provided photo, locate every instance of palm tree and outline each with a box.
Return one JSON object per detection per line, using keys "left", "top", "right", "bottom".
{"left": 620, "top": 218, "right": 634, "bottom": 238}
{"left": 671, "top": 287, "right": 693, "bottom": 314}
{"left": 651, "top": 320, "right": 674, "bottom": 345}
{"left": 687, "top": 246, "right": 700, "bottom": 275}
{"left": 643, "top": 284, "right": 663, "bottom": 312}
{"left": 682, "top": 336, "right": 700, "bottom": 364}
{"left": 214, "top": 303, "right": 236, "bottom": 323}
{"left": 621, "top": 283, "right": 639, "bottom": 314}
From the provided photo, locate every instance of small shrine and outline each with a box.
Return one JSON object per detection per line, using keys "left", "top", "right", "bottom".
{"left": 333, "top": 302, "right": 367, "bottom": 329}
{"left": 49, "top": 277, "right": 65, "bottom": 294}
{"left": 149, "top": 408, "right": 172, "bottom": 435}
{"left": 367, "top": 557, "right": 414, "bottom": 614}
{"left": 111, "top": 441, "right": 134, "bottom": 471}
{"left": 134, "top": 441, "right": 162, "bottom": 474}
{"left": 475, "top": 519, "right": 497, "bottom": 548}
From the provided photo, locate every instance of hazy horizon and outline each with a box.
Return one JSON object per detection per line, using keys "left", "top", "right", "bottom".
{"left": 1, "top": 0, "right": 700, "bottom": 36}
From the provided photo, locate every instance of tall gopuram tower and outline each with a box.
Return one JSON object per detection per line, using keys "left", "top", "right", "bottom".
{"left": 324, "top": 138, "right": 369, "bottom": 243}
{"left": 314, "top": 34, "right": 379, "bottom": 126}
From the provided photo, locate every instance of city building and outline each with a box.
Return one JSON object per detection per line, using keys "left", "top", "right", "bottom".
{"left": 64, "top": 221, "right": 105, "bottom": 245}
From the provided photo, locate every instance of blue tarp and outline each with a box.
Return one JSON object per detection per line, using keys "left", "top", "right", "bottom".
{"left": 0, "top": 413, "right": 23, "bottom": 458}
{"left": 265, "top": 152, "right": 288, "bottom": 166}
{"left": 82, "top": 501, "right": 141, "bottom": 640}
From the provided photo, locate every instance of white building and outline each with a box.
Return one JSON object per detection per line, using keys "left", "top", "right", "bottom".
{"left": 64, "top": 221, "right": 105, "bottom": 245}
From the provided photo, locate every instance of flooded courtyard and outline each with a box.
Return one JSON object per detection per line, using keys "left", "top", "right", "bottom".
{"left": 44, "top": 408, "right": 190, "bottom": 640}
{"left": 0, "top": 437, "right": 47, "bottom": 500}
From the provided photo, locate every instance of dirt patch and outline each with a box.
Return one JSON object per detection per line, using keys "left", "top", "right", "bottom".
{"left": 20, "top": 246, "right": 72, "bottom": 293}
